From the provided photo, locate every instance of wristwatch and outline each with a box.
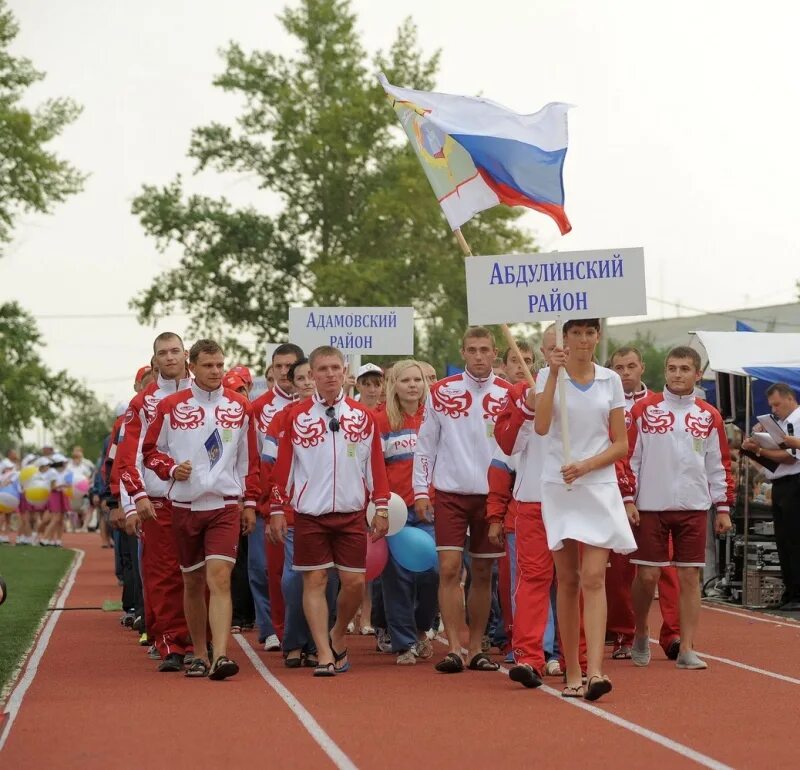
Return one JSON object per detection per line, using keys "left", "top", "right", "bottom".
{"left": 375, "top": 508, "right": 389, "bottom": 519}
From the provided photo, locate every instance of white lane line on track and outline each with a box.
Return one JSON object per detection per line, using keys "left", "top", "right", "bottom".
{"left": 702, "top": 603, "right": 800, "bottom": 629}
{"left": 0, "top": 549, "right": 85, "bottom": 753}
{"left": 647, "top": 638, "right": 800, "bottom": 686}
{"left": 235, "top": 634, "right": 359, "bottom": 770}
{"left": 433, "top": 636, "right": 734, "bottom": 770}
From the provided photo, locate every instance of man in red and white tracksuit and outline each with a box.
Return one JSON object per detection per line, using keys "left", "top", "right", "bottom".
{"left": 271, "top": 345, "right": 390, "bottom": 676}
{"left": 491, "top": 379, "right": 550, "bottom": 689}
{"left": 138, "top": 339, "right": 260, "bottom": 680}
{"left": 625, "top": 346, "right": 734, "bottom": 671}
{"left": 606, "top": 346, "right": 683, "bottom": 659}
{"left": 484, "top": 340, "right": 535, "bottom": 658}
{"left": 413, "top": 326, "right": 510, "bottom": 674}
{"left": 249, "top": 343, "right": 304, "bottom": 648}
{"left": 117, "top": 334, "right": 193, "bottom": 670}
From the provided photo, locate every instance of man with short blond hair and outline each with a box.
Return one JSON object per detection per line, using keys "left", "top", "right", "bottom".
{"left": 272, "top": 345, "right": 389, "bottom": 676}
{"left": 414, "top": 326, "right": 511, "bottom": 673}
{"left": 140, "top": 338, "right": 259, "bottom": 680}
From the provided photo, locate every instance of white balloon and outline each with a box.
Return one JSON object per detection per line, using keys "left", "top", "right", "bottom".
{"left": 366, "top": 492, "right": 409, "bottom": 536}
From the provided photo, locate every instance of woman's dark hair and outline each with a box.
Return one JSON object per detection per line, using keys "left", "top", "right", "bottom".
{"left": 563, "top": 318, "right": 601, "bottom": 334}
{"left": 288, "top": 357, "right": 309, "bottom": 384}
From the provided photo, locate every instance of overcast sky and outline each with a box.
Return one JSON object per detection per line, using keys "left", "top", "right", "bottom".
{"left": 2, "top": 0, "right": 798, "bottom": 411}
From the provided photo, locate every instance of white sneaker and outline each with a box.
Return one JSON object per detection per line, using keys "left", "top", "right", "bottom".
{"left": 263, "top": 634, "right": 281, "bottom": 652}
{"left": 396, "top": 650, "right": 417, "bottom": 665}
{"left": 676, "top": 651, "right": 708, "bottom": 670}
{"left": 0, "top": 535, "right": 10, "bottom": 544}
{"left": 631, "top": 636, "right": 651, "bottom": 667}
{"left": 545, "top": 659, "right": 563, "bottom": 677}
{"left": 414, "top": 638, "right": 433, "bottom": 659}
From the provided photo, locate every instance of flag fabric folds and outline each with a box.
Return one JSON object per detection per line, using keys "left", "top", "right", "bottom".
{"left": 379, "top": 73, "right": 572, "bottom": 234}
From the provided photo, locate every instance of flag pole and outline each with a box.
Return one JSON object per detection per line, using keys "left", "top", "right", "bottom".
{"left": 554, "top": 317, "right": 572, "bottom": 468}
{"left": 453, "top": 228, "right": 536, "bottom": 389}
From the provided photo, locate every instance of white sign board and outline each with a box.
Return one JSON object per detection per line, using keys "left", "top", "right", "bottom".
{"left": 288, "top": 307, "right": 414, "bottom": 355}
{"left": 465, "top": 247, "right": 646, "bottom": 325}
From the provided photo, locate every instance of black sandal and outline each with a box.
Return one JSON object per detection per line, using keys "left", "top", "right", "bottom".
{"left": 435, "top": 652, "right": 465, "bottom": 674}
{"left": 562, "top": 684, "right": 584, "bottom": 698}
{"left": 330, "top": 638, "right": 350, "bottom": 673}
{"left": 208, "top": 656, "right": 239, "bottom": 681}
{"left": 584, "top": 675, "right": 613, "bottom": 702}
{"left": 285, "top": 650, "right": 303, "bottom": 669}
{"left": 313, "top": 662, "right": 336, "bottom": 677}
{"left": 509, "top": 663, "right": 543, "bottom": 689}
{"left": 302, "top": 655, "right": 319, "bottom": 668}
{"left": 467, "top": 653, "right": 500, "bottom": 672}
{"left": 185, "top": 658, "right": 210, "bottom": 678}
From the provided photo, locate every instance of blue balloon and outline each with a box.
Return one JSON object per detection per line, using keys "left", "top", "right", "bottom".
{"left": 387, "top": 526, "right": 437, "bottom": 572}
{"left": 64, "top": 471, "right": 74, "bottom": 485}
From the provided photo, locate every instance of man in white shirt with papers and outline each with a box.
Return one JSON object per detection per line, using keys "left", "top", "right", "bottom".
{"left": 742, "top": 382, "right": 800, "bottom": 610}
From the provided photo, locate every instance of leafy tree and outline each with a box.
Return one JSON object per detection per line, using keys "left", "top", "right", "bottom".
{"left": 0, "top": 0, "right": 85, "bottom": 250}
{"left": 52, "top": 388, "right": 114, "bottom": 462}
{"left": 0, "top": 302, "right": 111, "bottom": 454}
{"left": 132, "top": 0, "right": 534, "bottom": 372}
{"left": 0, "top": 302, "right": 62, "bottom": 447}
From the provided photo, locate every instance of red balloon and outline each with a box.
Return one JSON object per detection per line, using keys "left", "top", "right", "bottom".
{"left": 365, "top": 536, "right": 389, "bottom": 581}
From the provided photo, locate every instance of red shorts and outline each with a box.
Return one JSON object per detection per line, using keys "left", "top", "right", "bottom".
{"left": 434, "top": 490, "right": 504, "bottom": 559}
{"left": 170, "top": 503, "right": 240, "bottom": 572}
{"left": 293, "top": 511, "right": 367, "bottom": 572}
{"left": 631, "top": 511, "right": 707, "bottom": 568}
{"left": 48, "top": 491, "right": 68, "bottom": 514}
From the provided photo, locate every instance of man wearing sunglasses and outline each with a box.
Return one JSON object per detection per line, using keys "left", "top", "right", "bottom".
{"left": 271, "top": 345, "right": 390, "bottom": 676}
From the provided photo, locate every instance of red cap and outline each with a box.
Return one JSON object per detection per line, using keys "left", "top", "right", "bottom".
{"left": 223, "top": 373, "right": 247, "bottom": 392}
{"left": 135, "top": 365, "right": 152, "bottom": 384}
{"left": 229, "top": 365, "right": 253, "bottom": 386}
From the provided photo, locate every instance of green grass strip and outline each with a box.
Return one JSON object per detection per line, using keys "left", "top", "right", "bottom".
{"left": 0, "top": 547, "right": 75, "bottom": 694}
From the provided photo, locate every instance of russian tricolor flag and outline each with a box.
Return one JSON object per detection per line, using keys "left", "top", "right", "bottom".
{"left": 379, "top": 74, "right": 571, "bottom": 235}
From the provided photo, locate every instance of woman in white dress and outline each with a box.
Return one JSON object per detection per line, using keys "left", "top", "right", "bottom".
{"left": 534, "top": 318, "right": 636, "bottom": 701}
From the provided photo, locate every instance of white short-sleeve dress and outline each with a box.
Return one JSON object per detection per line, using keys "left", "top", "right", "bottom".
{"left": 536, "top": 365, "right": 636, "bottom": 553}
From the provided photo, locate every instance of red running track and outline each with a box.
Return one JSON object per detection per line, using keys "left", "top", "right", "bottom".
{"left": 1, "top": 535, "right": 798, "bottom": 770}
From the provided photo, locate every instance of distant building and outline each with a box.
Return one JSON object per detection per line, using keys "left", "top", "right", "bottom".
{"left": 608, "top": 302, "right": 800, "bottom": 350}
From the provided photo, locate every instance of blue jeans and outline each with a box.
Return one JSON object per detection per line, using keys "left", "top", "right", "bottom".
{"left": 381, "top": 511, "right": 439, "bottom": 653}
{"left": 248, "top": 516, "right": 275, "bottom": 642}
{"left": 281, "top": 527, "right": 339, "bottom": 654}
{"left": 544, "top": 578, "right": 560, "bottom": 660}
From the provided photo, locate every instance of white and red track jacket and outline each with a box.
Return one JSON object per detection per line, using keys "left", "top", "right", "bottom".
{"left": 413, "top": 371, "right": 510, "bottom": 499}
{"left": 116, "top": 374, "right": 192, "bottom": 514}
{"left": 626, "top": 389, "right": 735, "bottom": 512}
{"left": 137, "top": 382, "right": 260, "bottom": 511}
{"left": 493, "top": 380, "right": 545, "bottom": 505}
{"left": 251, "top": 385, "right": 294, "bottom": 459}
{"left": 376, "top": 403, "right": 432, "bottom": 508}
{"left": 251, "top": 385, "right": 295, "bottom": 517}
{"left": 624, "top": 385, "right": 650, "bottom": 429}
{"left": 271, "top": 390, "right": 389, "bottom": 516}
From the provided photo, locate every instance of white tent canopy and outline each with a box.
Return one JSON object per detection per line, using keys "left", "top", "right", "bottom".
{"left": 693, "top": 331, "right": 800, "bottom": 375}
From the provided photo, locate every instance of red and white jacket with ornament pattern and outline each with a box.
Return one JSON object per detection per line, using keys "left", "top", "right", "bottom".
{"left": 413, "top": 371, "right": 510, "bottom": 498}
{"left": 271, "top": 391, "right": 389, "bottom": 516}
{"left": 135, "top": 382, "right": 260, "bottom": 511}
